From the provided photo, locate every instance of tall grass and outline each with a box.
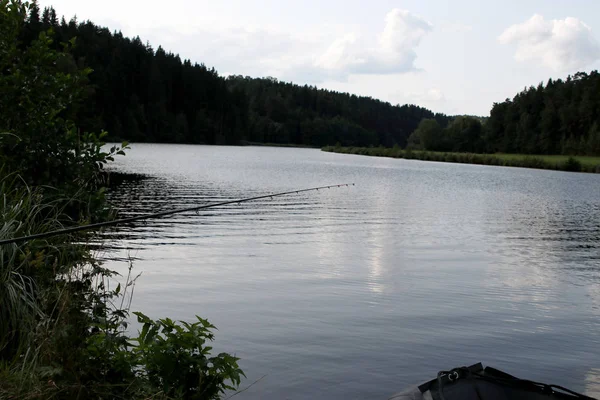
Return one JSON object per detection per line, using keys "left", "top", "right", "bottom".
{"left": 0, "top": 172, "right": 85, "bottom": 394}
{"left": 1, "top": 171, "right": 245, "bottom": 399}
{"left": 322, "top": 146, "right": 600, "bottom": 173}
{"left": 0, "top": 168, "right": 126, "bottom": 397}
{"left": 1, "top": 175, "right": 47, "bottom": 360}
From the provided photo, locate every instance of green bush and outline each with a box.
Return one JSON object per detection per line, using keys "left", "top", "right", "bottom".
{"left": 0, "top": 2, "right": 244, "bottom": 398}
{"left": 563, "top": 157, "right": 582, "bottom": 172}
{"left": 133, "top": 313, "right": 244, "bottom": 399}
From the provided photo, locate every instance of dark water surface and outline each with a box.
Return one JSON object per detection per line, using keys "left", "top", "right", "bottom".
{"left": 105, "top": 144, "right": 600, "bottom": 399}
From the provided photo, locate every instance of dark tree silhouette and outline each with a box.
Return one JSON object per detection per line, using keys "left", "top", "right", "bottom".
{"left": 20, "top": 7, "right": 450, "bottom": 148}
{"left": 486, "top": 71, "right": 600, "bottom": 155}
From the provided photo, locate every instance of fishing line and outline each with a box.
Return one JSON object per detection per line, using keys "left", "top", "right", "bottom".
{"left": 0, "top": 183, "right": 355, "bottom": 246}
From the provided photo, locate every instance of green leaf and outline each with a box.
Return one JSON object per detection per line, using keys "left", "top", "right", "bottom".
{"left": 134, "top": 311, "right": 151, "bottom": 324}
{"left": 145, "top": 325, "right": 159, "bottom": 345}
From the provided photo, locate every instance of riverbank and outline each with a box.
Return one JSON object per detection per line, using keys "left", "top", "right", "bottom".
{"left": 239, "top": 140, "right": 318, "bottom": 148}
{"left": 322, "top": 146, "right": 600, "bottom": 173}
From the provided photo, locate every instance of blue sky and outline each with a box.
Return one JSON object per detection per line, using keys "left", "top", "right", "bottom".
{"left": 39, "top": 0, "right": 600, "bottom": 116}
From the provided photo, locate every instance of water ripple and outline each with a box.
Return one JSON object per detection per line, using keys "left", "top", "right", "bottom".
{"left": 104, "top": 144, "right": 600, "bottom": 399}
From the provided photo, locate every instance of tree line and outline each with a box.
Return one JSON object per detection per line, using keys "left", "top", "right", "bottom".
{"left": 21, "top": 3, "right": 450, "bottom": 148}
{"left": 226, "top": 76, "right": 451, "bottom": 147}
{"left": 22, "top": 2, "right": 248, "bottom": 145}
{"left": 485, "top": 72, "right": 600, "bottom": 155}
{"left": 21, "top": 3, "right": 600, "bottom": 155}
{"left": 409, "top": 73, "right": 600, "bottom": 156}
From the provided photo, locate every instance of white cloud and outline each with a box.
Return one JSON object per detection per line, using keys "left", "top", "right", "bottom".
{"left": 499, "top": 14, "right": 600, "bottom": 71}
{"left": 398, "top": 88, "right": 446, "bottom": 105}
{"left": 71, "top": 6, "right": 432, "bottom": 83}
{"left": 116, "top": 24, "right": 317, "bottom": 78}
{"left": 315, "top": 34, "right": 363, "bottom": 70}
{"left": 380, "top": 9, "right": 432, "bottom": 53}
{"left": 426, "top": 88, "right": 445, "bottom": 102}
{"left": 100, "top": 23, "right": 330, "bottom": 81}
{"left": 212, "top": 8, "right": 434, "bottom": 83}
{"left": 312, "top": 9, "right": 432, "bottom": 78}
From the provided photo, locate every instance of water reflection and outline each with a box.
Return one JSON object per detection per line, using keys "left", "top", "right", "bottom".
{"left": 104, "top": 144, "right": 600, "bottom": 400}
{"left": 367, "top": 240, "right": 385, "bottom": 295}
{"left": 585, "top": 368, "right": 600, "bottom": 398}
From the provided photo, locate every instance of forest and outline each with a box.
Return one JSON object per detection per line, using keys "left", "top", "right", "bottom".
{"left": 484, "top": 72, "right": 600, "bottom": 155}
{"left": 405, "top": 73, "right": 600, "bottom": 156}
{"left": 20, "top": 3, "right": 449, "bottom": 148}
{"left": 226, "top": 76, "right": 450, "bottom": 147}
{"left": 354, "top": 73, "right": 600, "bottom": 156}
{"left": 19, "top": 3, "right": 600, "bottom": 156}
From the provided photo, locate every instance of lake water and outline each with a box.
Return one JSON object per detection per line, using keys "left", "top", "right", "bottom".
{"left": 105, "top": 144, "right": 600, "bottom": 399}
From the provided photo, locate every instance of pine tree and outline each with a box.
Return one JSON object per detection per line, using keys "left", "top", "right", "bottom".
{"left": 41, "top": 7, "right": 50, "bottom": 25}
{"left": 587, "top": 122, "right": 600, "bottom": 156}
{"left": 539, "top": 101, "right": 560, "bottom": 154}
{"left": 28, "top": 0, "right": 40, "bottom": 24}
{"left": 49, "top": 7, "right": 58, "bottom": 26}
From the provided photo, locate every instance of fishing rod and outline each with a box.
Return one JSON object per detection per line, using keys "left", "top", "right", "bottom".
{"left": 0, "top": 183, "right": 355, "bottom": 246}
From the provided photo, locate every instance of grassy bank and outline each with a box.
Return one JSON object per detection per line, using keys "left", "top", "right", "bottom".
{"left": 322, "top": 146, "right": 600, "bottom": 173}
{"left": 239, "top": 140, "right": 317, "bottom": 148}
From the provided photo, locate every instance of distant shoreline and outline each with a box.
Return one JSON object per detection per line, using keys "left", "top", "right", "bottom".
{"left": 238, "top": 141, "right": 318, "bottom": 148}
{"left": 106, "top": 140, "right": 318, "bottom": 149}
{"left": 322, "top": 146, "right": 600, "bottom": 174}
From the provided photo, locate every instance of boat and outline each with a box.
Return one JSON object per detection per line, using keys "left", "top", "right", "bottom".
{"left": 389, "top": 363, "right": 596, "bottom": 400}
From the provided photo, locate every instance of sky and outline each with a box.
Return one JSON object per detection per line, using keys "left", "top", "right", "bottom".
{"left": 38, "top": 0, "right": 600, "bottom": 116}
